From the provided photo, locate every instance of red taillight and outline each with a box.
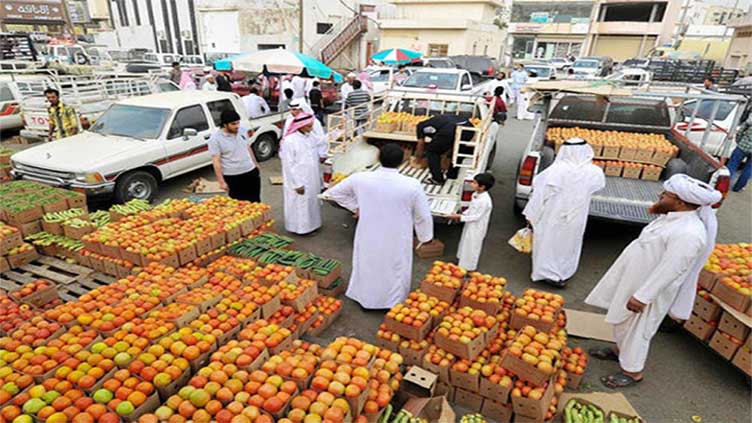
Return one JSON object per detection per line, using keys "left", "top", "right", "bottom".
{"left": 323, "top": 172, "right": 332, "bottom": 183}
{"left": 488, "top": 66, "right": 494, "bottom": 75}
{"left": 462, "top": 179, "right": 473, "bottom": 201}
{"left": 713, "top": 174, "right": 730, "bottom": 208}
{"left": 323, "top": 162, "right": 332, "bottom": 183}
{"left": 518, "top": 156, "right": 538, "bottom": 186}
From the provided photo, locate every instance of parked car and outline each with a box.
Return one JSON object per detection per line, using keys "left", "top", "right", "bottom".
{"left": 571, "top": 56, "right": 613, "bottom": 78}
{"left": 604, "top": 68, "right": 653, "bottom": 86}
{"left": 450, "top": 55, "right": 498, "bottom": 78}
{"left": 548, "top": 57, "right": 572, "bottom": 70}
{"left": 44, "top": 44, "right": 91, "bottom": 65}
{"left": 401, "top": 68, "right": 492, "bottom": 95}
{"left": 11, "top": 91, "right": 286, "bottom": 202}
{"left": 619, "top": 57, "right": 650, "bottom": 69}
{"left": 523, "top": 64, "right": 557, "bottom": 82}
{"left": 367, "top": 66, "right": 415, "bottom": 96}
{"left": 422, "top": 57, "right": 456, "bottom": 69}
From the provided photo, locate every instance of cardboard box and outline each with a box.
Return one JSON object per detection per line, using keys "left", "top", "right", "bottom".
{"left": 419, "top": 279, "right": 460, "bottom": 304}
{"left": 399, "top": 344, "right": 428, "bottom": 367}
{"left": 63, "top": 223, "right": 94, "bottom": 240}
{"left": 260, "top": 294, "right": 282, "bottom": 319}
{"left": 651, "top": 150, "right": 672, "bottom": 166}
{"left": 433, "top": 381, "right": 454, "bottom": 401}
{"left": 718, "top": 311, "right": 751, "bottom": 340}
{"left": 178, "top": 245, "right": 198, "bottom": 266}
{"left": 17, "top": 285, "right": 58, "bottom": 308}
{"left": 6, "top": 206, "right": 43, "bottom": 226}
{"left": 509, "top": 307, "right": 559, "bottom": 333}
{"left": 41, "top": 220, "right": 64, "bottom": 236}
{"left": 434, "top": 331, "right": 486, "bottom": 361}
{"left": 481, "top": 398, "right": 513, "bottom": 423}
{"left": 415, "top": 239, "right": 445, "bottom": 259}
{"left": 601, "top": 145, "right": 620, "bottom": 159}
{"left": 18, "top": 220, "right": 42, "bottom": 237}
{"left": 0, "top": 231, "right": 23, "bottom": 254}
{"left": 0, "top": 257, "right": 9, "bottom": 274}
{"left": 210, "top": 232, "right": 226, "bottom": 250}
{"left": 454, "top": 388, "right": 483, "bottom": 412}
{"left": 500, "top": 351, "right": 552, "bottom": 386}
{"left": 282, "top": 284, "right": 318, "bottom": 313}
{"left": 634, "top": 147, "right": 654, "bottom": 162}
{"left": 622, "top": 166, "right": 642, "bottom": 179}
{"left": 319, "top": 278, "right": 347, "bottom": 298}
{"left": 226, "top": 226, "right": 242, "bottom": 243}
{"left": 731, "top": 346, "right": 752, "bottom": 377}
{"left": 709, "top": 330, "right": 741, "bottom": 360}
{"left": 566, "top": 371, "right": 584, "bottom": 390}
{"left": 385, "top": 315, "right": 431, "bottom": 342}
{"left": 402, "top": 366, "right": 437, "bottom": 398}
{"left": 195, "top": 238, "right": 213, "bottom": 256}
{"left": 156, "top": 366, "right": 191, "bottom": 401}
{"left": 512, "top": 377, "right": 554, "bottom": 420}
{"left": 8, "top": 248, "right": 39, "bottom": 269}
{"left": 618, "top": 146, "right": 638, "bottom": 161}
{"left": 479, "top": 376, "right": 511, "bottom": 404}
{"left": 449, "top": 367, "right": 479, "bottom": 393}
{"left": 712, "top": 281, "right": 751, "bottom": 313}
{"left": 693, "top": 295, "right": 722, "bottom": 322}
{"left": 641, "top": 166, "right": 662, "bottom": 181}
{"left": 698, "top": 269, "right": 720, "bottom": 291}
{"left": 458, "top": 295, "right": 502, "bottom": 317}
{"left": 604, "top": 162, "right": 623, "bottom": 177}
{"left": 683, "top": 313, "right": 717, "bottom": 341}
{"left": 422, "top": 356, "right": 452, "bottom": 384}
{"left": 65, "top": 193, "right": 87, "bottom": 209}
{"left": 400, "top": 396, "right": 456, "bottom": 423}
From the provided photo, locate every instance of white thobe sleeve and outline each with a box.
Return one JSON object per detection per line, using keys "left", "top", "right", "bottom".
{"left": 326, "top": 177, "right": 359, "bottom": 212}
{"left": 280, "top": 139, "right": 305, "bottom": 190}
{"left": 632, "top": 233, "right": 705, "bottom": 305}
{"left": 522, "top": 174, "right": 549, "bottom": 226}
{"left": 413, "top": 188, "right": 434, "bottom": 243}
{"left": 460, "top": 198, "right": 488, "bottom": 223}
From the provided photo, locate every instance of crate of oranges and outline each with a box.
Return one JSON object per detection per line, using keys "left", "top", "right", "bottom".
{"left": 509, "top": 289, "right": 564, "bottom": 333}
{"left": 458, "top": 273, "right": 507, "bottom": 316}
{"left": 419, "top": 261, "right": 466, "bottom": 303}
{"left": 434, "top": 307, "right": 498, "bottom": 361}
{"left": 501, "top": 325, "right": 564, "bottom": 386}
{"left": 384, "top": 302, "right": 432, "bottom": 342}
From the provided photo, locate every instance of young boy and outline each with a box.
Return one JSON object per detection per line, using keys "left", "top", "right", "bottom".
{"left": 449, "top": 173, "right": 494, "bottom": 271}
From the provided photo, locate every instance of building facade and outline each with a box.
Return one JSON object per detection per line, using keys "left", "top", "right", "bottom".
{"left": 725, "top": 14, "right": 751, "bottom": 73}
{"left": 0, "top": 0, "right": 112, "bottom": 36}
{"left": 378, "top": 0, "right": 508, "bottom": 60}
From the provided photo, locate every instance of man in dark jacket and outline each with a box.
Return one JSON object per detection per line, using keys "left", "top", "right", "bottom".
{"left": 215, "top": 70, "right": 233, "bottom": 92}
{"left": 416, "top": 114, "right": 475, "bottom": 184}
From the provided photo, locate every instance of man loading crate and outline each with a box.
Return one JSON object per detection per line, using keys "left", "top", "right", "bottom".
{"left": 415, "top": 114, "right": 475, "bottom": 185}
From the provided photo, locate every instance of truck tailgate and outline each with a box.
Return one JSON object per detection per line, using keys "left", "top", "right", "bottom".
{"left": 590, "top": 177, "right": 662, "bottom": 224}
{"left": 396, "top": 162, "right": 461, "bottom": 216}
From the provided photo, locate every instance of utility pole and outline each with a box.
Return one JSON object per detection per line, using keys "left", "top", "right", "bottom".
{"left": 299, "top": 0, "right": 304, "bottom": 52}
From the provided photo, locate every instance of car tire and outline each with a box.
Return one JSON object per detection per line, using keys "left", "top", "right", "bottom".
{"left": 115, "top": 170, "right": 158, "bottom": 203}
{"left": 253, "top": 133, "right": 277, "bottom": 162}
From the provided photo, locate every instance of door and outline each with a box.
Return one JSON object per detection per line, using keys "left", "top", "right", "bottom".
{"left": 200, "top": 11, "right": 241, "bottom": 53}
{"left": 162, "top": 104, "right": 212, "bottom": 177}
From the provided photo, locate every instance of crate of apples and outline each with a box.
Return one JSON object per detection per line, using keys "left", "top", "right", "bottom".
{"left": 479, "top": 361, "right": 514, "bottom": 403}
{"left": 502, "top": 325, "right": 564, "bottom": 386}
{"left": 119, "top": 317, "right": 175, "bottom": 341}
{"left": 0, "top": 368, "right": 34, "bottom": 406}
{"left": 0, "top": 296, "right": 38, "bottom": 335}
{"left": 187, "top": 308, "right": 243, "bottom": 344}
{"left": 561, "top": 347, "right": 588, "bottom": 389}
{"left": 147, "top": 302, "right": 199, "bottom": 327}
{"left": 268, "top": 306, "right": 296, "bottom": 328}
{"left": 279, "top": 279, "right": 317, "bottom": 313}
{"left": 44, "top": 286, "right": 128, "bottom": 326}
{"left": 314, "top": 296, "right": 343, "bottom": 326}
{"left": 404, "top": 290, "right": 451, "bottom": 326}
{"left": 93, "top": 368, "right": 158, "bottom": 420}
{"left": 239, "top": 320, "right": 294, "bottom": 355}
{"left": 384, "top": 302, "right": 432, "bottom": 342}
{"left": 321, "top": 337, "right": 378, "bottom": 368}
{"left": 215, "top": 295, "right": 260, "bottom": 325}
{"left": 712, "top": 274, "right": 752, "bottom": 313}
{"left": 246, "top": 263, "right": 295, "bottom": 286}
{"left": 156, "top": 328, "right": 217, "bottom": 372}
{"left": 510, "top": 289, "right": 564, "bottom": 332}
{"left": 10, "top": 280, "right": 57, "bottom": 308}
{"left": 239, "top": 369, "right": 299, "bottom": 419}
{"left": 419, "top": 261, "right": 466, "bottom": 303}
{"left": 292, "top": 304, "right": 319, "bottom": 338}
{"left": 261, "top": 351, "right": 318, "bottom": 390}
{"left": 459, "top": 273, "right": 507, "bottom": 315}
{"left": 280, "top": 389, "right": 352, "bottom": 423}
{"left": 375, "top": 324, "right": 402, "bottom": 351}
{"left": 128, "top": 345, "right": 191, "bottom": 400}
{"left": 50, "top": 350, "right": 117, "bottom": 392}
{"left": 234, "top": 282, "right": 282, "bottom": 318}
{"left": 510, "top": 376, "right": 561, "bottom": 422}
{"left": 309, "top": 360, "right": 369, "bottom": 415}
{"left": 434, "top": 307, "right": 498, "bottom": 360}
{"left": 91, "top": 331, "right": 151, "bottom": 369}
{"left": 422, "top": 345, "right": 455, "bottom": 383}
{"left": 7, "top": 386, "right": 120, "bottom": 423}
{"left": 45, "top": 325, "right": 99, "bottom": 355}
{"left": 2, "top": 316, "right": 63, "bottom": 348}
{"left": 207, "top": 255, "right": 259, "bottom": 279}
{"left": 398, "top": 338, "right": 431, "bottom": 367}
{"left": 210, "top": 339, "right": 268, "bottom": 372}
{"left": 174, "top": 288, "right": 221, "bottom": 313}
{"left": 204, "top": 271, "right": 245, "bottom": 293}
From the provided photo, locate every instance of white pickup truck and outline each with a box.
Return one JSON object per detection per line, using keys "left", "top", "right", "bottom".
{"left": 11, "top": 91, "right": 285, "bottom": 202}
{"left": 321, "top": 90, "right": 499, "bottom": 218}
{"left": 400, "top": 69, "right": 494, "bottom": 96}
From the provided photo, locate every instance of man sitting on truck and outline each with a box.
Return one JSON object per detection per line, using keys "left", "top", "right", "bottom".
{"left": 45, "top": 88, "right": 79, "bottom": 141}
{"left": 416, "top": 114, "right": 474, "bottom": 185}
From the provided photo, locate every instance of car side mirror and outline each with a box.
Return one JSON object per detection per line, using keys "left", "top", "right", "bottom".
{"left": 461, "top": 84, "right": 472, "bottom": 91}
{"left": 182, "top": 128, "right": 198, "bottom": 140}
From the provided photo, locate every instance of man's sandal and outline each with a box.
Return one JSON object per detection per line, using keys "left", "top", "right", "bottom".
{"left": 589, "top": 347, "right": 619, "bottom": 362}
{"left": 601, "top": 371, "right": 643, "bottom": 389}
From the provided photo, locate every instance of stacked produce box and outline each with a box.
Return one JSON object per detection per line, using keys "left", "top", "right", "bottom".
{"left": 684, "top": 243, "right": 751, "bottom": 376}
{"left": 0, "top": 181, "right": 87, "bottom": 237}
{"left": 0, "top": 148, "right": 12, "bottom": 182}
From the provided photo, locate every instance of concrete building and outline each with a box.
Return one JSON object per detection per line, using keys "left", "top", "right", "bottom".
{"left": 1, "top": 0, "right": 111, "bottom": 36}
{"left": 378, "top": 0, "right": 508, "bottom": 60}
{"left": 725, "top": 13, "right": 752, "bottom": 73}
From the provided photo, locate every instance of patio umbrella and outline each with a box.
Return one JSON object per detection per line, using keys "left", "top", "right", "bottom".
{"left": 371, "top": 48, "right": 422, "bottom": 65}
{"left": 213, "top": 53, "right": 251, "bottom": 71}
{"left": 230, "top": 49, "right": 343, "bottom": 82}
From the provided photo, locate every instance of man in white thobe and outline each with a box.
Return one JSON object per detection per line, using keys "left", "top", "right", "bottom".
{"left": 325, "top": 144, "right": 435, "bottom": 309}
{"left": 291, "top": 75, "right": 308, "bottom": 99}
{"left": 283, "top": 99, "right": 326, "bottom": 159}
{"left": 585, "top": 174, "right": 721, "bottom": 388}
{"left": 242, "top": 87, "right": 270, "bottom": 118}
{"left": 448, "top": 173, "right": 495, "bottom": 271}
{"left": 510, "top": 64, "right": 528, "bottom": 107}
{"left": 523, "top": 139, "right": 605, "bottom": 287}
{"left": 279, "top": 113, "right": 324, "bottom": 235}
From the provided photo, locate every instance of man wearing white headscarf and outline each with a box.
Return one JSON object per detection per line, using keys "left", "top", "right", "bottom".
{"left": 279, "top": 113, "right": 324, "bottom": 234}
{"left": 283, "top": 99, "right": 326, "bottom": 159}
{"left": 523, "top": 139, "right": 605, "bottom": 287}
{"left": 585, "top": 174, "right": 721, "bottom": 388}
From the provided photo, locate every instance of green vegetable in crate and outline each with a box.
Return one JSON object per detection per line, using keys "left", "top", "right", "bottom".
{"left": 65, "top": 218, "right": 93, "bottom": 229}
{"left": 460, "top": 414, "right": 487, "bottom": 423}
{"left": 42, "top": 208, "right": 86, "bottom": 223}
{"left": 565, "top": 399, "right": 606, "bottom": 423}
{"left": 110, "top": 199, "right": 151, "bottom": 215}
{"left": 609, "top": 414, "right": 641, "bottom": 423}
{"left": 312, "top": 258, "right": 340, "bottom": 275}
{"left": 379, "top": 404, "right": 392, "bottom": 423}
{"left": 392, "top": 409, "right": 428, "bottom": 423}
{"left": 89, "top": 210, "right": 111, "bottom": 227}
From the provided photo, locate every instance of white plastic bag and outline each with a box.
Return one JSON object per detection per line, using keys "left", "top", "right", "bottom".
{"left": 508, "top": 227, "right": 533, "bottom": 254}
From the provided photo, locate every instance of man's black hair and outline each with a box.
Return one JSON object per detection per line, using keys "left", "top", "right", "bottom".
{"left": 284, "top": 88, "right": 294, "bottom": 99}
{"left": 249, "top": 87, "right": 259, "bottom": 95}
{"left": 705, "top": 77, "right": 715, "bottom": 84}
{"left": 379, "top": 143, "right": 404, "bottom": 168}
{"left": 171, "top": 61, "right": 180, "bottom": 67}
{"left": 312, "top": 80, "right": 320, "bottom": 87}
{"left": 474, "top": 172, "right": 495, "bottom": 190}
{"left": 497, "top": 72, "right": 506, "bottom": 79}
{"left": 353, "top": 80, "right": 362, "bottom": 90}
{"left": 220, "top": 109, "right": 241, "bottom": 126}
{"left": 44, "top": 88, "right": 60, "bottom": 96}
{"left": 494, "top": 86, "right": 504, "bottom": 96}
{"left": 398, "top": 64, "right": 406, "bottom": 70}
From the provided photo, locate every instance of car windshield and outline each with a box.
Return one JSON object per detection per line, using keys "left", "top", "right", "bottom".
{"left": 573, "top": 60, "right": 598, "bottom": 68}
{"left": 369, "top": 70, "right": 391, "bottom": 82}
{"left": 91, "top": 104, "right": 170, "bottom": 139}
{"left": 403, "top": 72, "right": 459, "bottom": 90}
{"left": 525, "top": 66, "right": 551, "bottom": 78}
{"left": 683, "top": 100, "right": 736, "bottom": 121}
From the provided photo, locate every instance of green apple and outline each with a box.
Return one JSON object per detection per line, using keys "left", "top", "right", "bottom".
{"left": 92, "top": 389, "right": 113, "bottom": 404}
{"left": 22, "top": 398, "right": 46, "bottom": 414}
{"left": 116, "top": 401, "right": 135, "bottom": 416}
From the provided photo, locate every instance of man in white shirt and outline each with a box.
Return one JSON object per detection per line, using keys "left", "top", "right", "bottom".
{"left": 242, "top": 87, "right": 270, "bottom": 118}
{"left": 207, "top": 109, "right": 261, "bottom": 202}
{"left": 202, "top": 75, "right": 218, "bottom": 91}
{"left": 340, "top": 73, "right": 356, "bottom": 111}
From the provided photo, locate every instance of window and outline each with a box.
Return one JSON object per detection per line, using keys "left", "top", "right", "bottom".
{"left": 317, "top": 22, "right": 333, "bottom": 34}
{"left": 207, "top": 100, "right": 235, "bottom": 127}
{"left": 606, "top": 101, "right": 670, "bottom": 127}
{"left": 184, "top": 40, "right": 194, "bottom": 55}
{"left": 460, "top": 74, "right": 471, "bottom": 90}
{"left": 369, "top": 70, "right": 391, "bottom": 82}
{"left": 0, "top": 84, "right": 13, "bottom": 102}
{"left": 91, "top": 105, "right": 170, "bottom": 139}
{"left": 512, "top": 2, "right": 593, "bottom": 23}
{"left": 550, "top": 96, "right": 606, "bottom": 121}
{"left": 258, "top": 44, "right": 285, "bottom": 50}
{"left": 682, "top": 100, "right": 736, "bottom": 121}
{"left": 600, "top": 2, "right": 666, "bottom": 22}
{"left": 427, "top": 44, "right": 448, "bottom": 57}
{"left": 168, "top": 105, "right": 209, "bottom": 139}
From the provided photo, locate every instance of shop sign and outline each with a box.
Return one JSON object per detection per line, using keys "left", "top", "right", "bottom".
{"left": 0, "top": 0, "right": 65, "bottom": 24}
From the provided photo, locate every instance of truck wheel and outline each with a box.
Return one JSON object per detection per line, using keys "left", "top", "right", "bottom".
{"left": 115, "top": 171, "right": 158, "bottom": 203}
{"left": 253, "top": 133, "right": 277, "bottom": 162}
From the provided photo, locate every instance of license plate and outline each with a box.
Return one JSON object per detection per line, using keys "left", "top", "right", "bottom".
{"left": 27, "top": 114, "right": 49, "bottom": 127}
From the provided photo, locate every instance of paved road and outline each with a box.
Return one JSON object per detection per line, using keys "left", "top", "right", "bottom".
{"left": 3, "top": 114, "right": 751, "bottom": 421}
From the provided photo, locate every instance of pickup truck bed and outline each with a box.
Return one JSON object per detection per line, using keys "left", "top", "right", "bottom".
{"left": 590, "top": 177, "right": 662, "bottom": 223}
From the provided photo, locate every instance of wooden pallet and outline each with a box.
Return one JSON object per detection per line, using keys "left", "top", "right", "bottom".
{"left": 1, "top": 256, "right": 93, "bottom": 286}
{"left": 58, "top": 272, "right": 116, "bottom": 302}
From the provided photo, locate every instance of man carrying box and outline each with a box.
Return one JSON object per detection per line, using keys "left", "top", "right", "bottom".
{"left": 585, "top": 174, "right": 721, "bottom": 388}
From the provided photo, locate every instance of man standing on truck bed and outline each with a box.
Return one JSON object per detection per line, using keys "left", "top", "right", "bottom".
{"left": 325, "top": 144, "right": 434, "bottom": 309}
{"left": 585, "top": 174, "right": 721, "bottom": 388}
{"left": 416, "top": 114, "right": 474, "bottom": 185}
{"left": 208, "top": 110, "right": 261, "bottom": 202}
{"left": 522, "top": 139, "right": 605, "bottom": 287}
{"left": 45, "top": 88, "right": 79, "bottom": 141}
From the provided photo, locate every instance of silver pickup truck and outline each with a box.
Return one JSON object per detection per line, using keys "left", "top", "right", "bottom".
{"left": 514, "top": 88, "right": 746, "bottom": 225}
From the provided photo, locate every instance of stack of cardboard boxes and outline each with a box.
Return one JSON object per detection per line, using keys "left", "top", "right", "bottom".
{"left": 0, "top": 181, "right": 87, "bottom": 238}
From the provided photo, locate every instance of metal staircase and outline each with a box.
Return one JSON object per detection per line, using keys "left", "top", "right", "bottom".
{"left": 315, "top": 14, "right": 368, "bottom": 65}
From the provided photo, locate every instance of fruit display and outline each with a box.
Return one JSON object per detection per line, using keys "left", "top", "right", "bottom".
{"left": 10, "top": 279, "right": 53, "bottom": 300}
{"left": 175, "top": 288, "right": 221, "bottom": 309}
{"left": 705, "top": 243, "right": 751, "bottom": 278}
{"left": 128, "top": 345, "right": 191, "bottom": 390}
{"left": 94, "top": 368, "right": 156, "bottom": 417}
{"left": 0, "top": 369, "right": 33, "bottom": 406}
{"left": 435, "top": 307, "right": 497, "bottom": 345}
{"left": 511, "top": 374, "right": 564, "bottom": 421}
{"left": 187, "top": 308, "right": 243, "bottom": 340}
{"left": 207, "top": 256, "right": 259, "bottom": 278}
{"left": 385, "top": 303, "right": 431, "bottom": 332}
{"left": 47, "top": 349, "right": 116, "bottom": 392}
{"left": 507, "top": 325, "right": 564, "bottom": 376}
{"left": 461, "top": 414, "right": 488, "bottom": 423}
{"left": 423, "top": 344, "right": 456, "bottom": 369}
{"left": 239, "top": 320, "right": 294, "bottom": 351}
{"left": 279, "top": 279, "right": 317, "bottom": 309}
{"left": 404, "top": 291, "right": 450, "bottom": 323}
{"left": 563, "top": 399, "right": 604, "bottom": 423}
{"left": 422, "top": 261, "right": 466, "bottom": 290}
{"left": 91, "top": 331, "right": 152, "bottom": 368}
{"left": 313, "top": 296, "right": 343, "bottom": 325}
{"left": 309, "top": 359, "right": 368, "bottom": 402}
{"left": 561, "top": 347, "right": 588, "bottom": 378}
{"left": 461, "top": 273, "right": 507, "bottom": 304}
{"left": 1, "top": 316, "right": 63, "bottom": 348}
{"left": 321, "top": 337, "right": 377, "bottom": 368}
{"left": 0, "top": 296, "right": 38, "bottom": 334}
{"left": 278, "top": 389, "right": 352, "bottom": 423}
{"left": 2, "top": 385, "right": 120, "bottom": 423}
{"left": 209, "top": 339, "right": 267, "bottom": 370}
{"left": 546, "top": 127, "right": 675, "bottom": 153}
{"left": 261, "top": 351, "right": 318, "bottom": 387}
{"left": 511, "top": 289, "right": 564, "bottom": 329}
{"left": 155, "top": 328, "right": 217, "bottom": 365}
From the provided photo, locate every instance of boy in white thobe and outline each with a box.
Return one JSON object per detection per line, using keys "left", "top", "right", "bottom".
{"left": 523, "top": 139, "right": 605, "bottom": 287}
{"left": 510, "top": 64, "right": 528, "bottom": 107}
{"left": 325, "top": 144, "right": 435, "bottom": 309}
{"left": 279, "top": 113, "right": 324, "bottom": 235}
{"left": 448, "top": 173, "right": 494, "bottom": 271}
{"left": 585, "top": 174, "right": 721, "bottom": 388}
